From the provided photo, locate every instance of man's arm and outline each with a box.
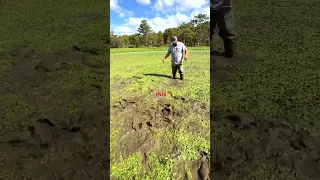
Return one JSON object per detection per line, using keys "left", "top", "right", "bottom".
{"left": 185, "top": 49, "right": 188, "bottom": 59}
{"left": 211, "top": 0, "right": 223, "bottom": 11}
{"left": 163, "top": 47, "right": 171, "bottom": 63}
{"left": 183, "top": 44, "right": 188, "bottom": 60}
{"left": 163, "top": 52, "right": 170, "bottom": 59}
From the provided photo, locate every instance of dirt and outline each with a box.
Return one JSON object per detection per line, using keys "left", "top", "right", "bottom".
{"left": 112, "top": 96, "right": 208, "bottom": 156}
{"left": 210, "top": 55, "right": 320, "bottom": 180}
{"left": 0, "top": 45, "right": 109, "bottom": 179}
{"left": 111, "top": 92, "right": 210, "bottom": 179}
{"left": 210, "top": 53, "right": 254, "bottom": 85}
{"left": 210, "top": 110, "right": 320, "bottom": 180}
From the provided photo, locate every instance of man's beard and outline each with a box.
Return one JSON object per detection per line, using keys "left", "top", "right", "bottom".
{"left": 173, "top": 42, "right": 177, "bottom": 46}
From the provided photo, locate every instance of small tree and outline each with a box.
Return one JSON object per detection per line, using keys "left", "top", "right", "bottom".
{"left": 191, "top": 14, "right": 209, "bottom": 46}
{"left": 138, "top": 20, "right": 152, "bottom": 47}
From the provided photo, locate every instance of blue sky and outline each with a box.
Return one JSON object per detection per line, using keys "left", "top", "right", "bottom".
{"left": 110, "top": 0, "right": 210, "bottom": 35}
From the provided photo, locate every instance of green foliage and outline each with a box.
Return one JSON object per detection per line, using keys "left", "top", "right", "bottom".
{"left": 176, "top": 130, "right": 210, "bottom": 160}
{"left": 111, "top": 153, "right": 174, "bottom": 180}
{"left": 110, "top": 46, "right": 209, "bottom": 54}
{"left": 111, "top": 154, "right": 143, "bottom": 180}
{"left": 144, "top": 153, "right": 174, "bottom": 180}
{"left": 111, "top": 13, "right": 209, "bottom": 48}
{"left": 191, "top": 14, "right": 210, "bottom": 46}
{"left": 138, "top": 20, "right": 152, "bottom": 36}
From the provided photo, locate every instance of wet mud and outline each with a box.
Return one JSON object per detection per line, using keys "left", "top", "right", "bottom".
{"left": 111, "top": 93, "right": 210, "bottom": 179}
{"left": 210, "top": 110, "right": 320, "bottom": 180}
{"left": 210, "top": 55, "right": 320, "bottom": 180}
{"left": 0, "top": 45, "right": 108, "bottom": 179}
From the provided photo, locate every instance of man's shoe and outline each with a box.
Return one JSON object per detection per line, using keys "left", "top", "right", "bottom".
{"left": 210, "top": 50, "right": 222, "bottom": 56}
{"left": 180, "top": 74, "right": 184, "bottom": 80}
{"left": 219, "top": 51, "right": 231, "bottom": 58}
{"left": 223, "top": 41, "right": 235, "bottom": 58}
{"left": 223, "top": 51, "right": 233, "bottom": 58}
{"left": 173, "top": 74, "right": 177, "bottom": 79}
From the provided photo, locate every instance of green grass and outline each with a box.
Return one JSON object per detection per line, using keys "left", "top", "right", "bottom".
{"left": 211, "top": 0, "right": 320, "bottom": 179}
{"left": 111, "top": 152, "right": 175, "bottom": 180}
{"left": 212, "top": 0, "right": 320, "bottom": 132}
{"left": 175, "top": 129, "right": 210, "bottom": 160}
{"left": 111, "top": 154, "right": 144, "bottom": 180}
{"left": 0, "top": 0, "right": 109, "bottom": 54}
{"left": 0, "top": 1, "right": 109, "bottom": 178}
{"left": 110, "top": 47, "right": 210, "bottom": 179}
{"left": 110, "top": 49, "right": 210, "bottom": 103}
{"left": 0, "top": 0, "right": 109, "bottom": 126}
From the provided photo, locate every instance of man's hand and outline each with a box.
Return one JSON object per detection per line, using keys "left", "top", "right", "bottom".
{"left": 184, "top": 49, "right": 188, "bottom": 61}
{"left": 163, "top": 53, "right": 170, "bottom": 63}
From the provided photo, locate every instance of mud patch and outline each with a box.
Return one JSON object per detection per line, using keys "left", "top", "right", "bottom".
{"left": 0, "top": 45, "right": 108, "bottom": 179}
{"left": 171, "top": 95, "right": 209, "bottom": 118}
{"left": 111, "top": 94, "right": 210, "bottom": 179}
{"left": 0, "top": 104, "right": 108, "bottom": 179}
{"left": 144, "top": 73, "right": 172, "bottom": 79}
{"left": 72, "top": 45, "right": 100, "bottom": 55}
{"left": 211, "top": 54, "right": 255, "bottom": 84}
{"left": 8, "top": 45, "right": 104, "bottom": 90}
{"left": 210, "top": 110, "right": 320, "bottom": 179}
{"left": 189, "top": 154, "right": 210, "bottom": 180}
{"left": 112, "top": 76, "right": 142, "bottom": 89}
{"left": 35, "top": 55, "right": 64, "bottom": 72}
{"left": 167, "top": 78, "right": 186, "bottom": 87}
{"left": 8, "top": 44, "right": 36, "bottom": 59}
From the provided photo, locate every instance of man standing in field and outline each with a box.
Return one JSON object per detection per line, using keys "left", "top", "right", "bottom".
{"left": 162, "top": 36, "right": 188, "bottom": 80}
{"left": 210, "top": 0, "right": 236, "bottom": 58}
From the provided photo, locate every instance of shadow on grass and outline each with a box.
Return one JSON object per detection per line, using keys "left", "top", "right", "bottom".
{"left": 143, "top": 73, "right": 172, "bottom": 79}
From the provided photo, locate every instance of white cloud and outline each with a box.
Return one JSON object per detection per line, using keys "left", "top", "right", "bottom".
{"left": 153, "top": 0, "right": 175, "bottom": 11}
{"left": 152, "top": 0, "right": 208, "bottom": 13}
{"left": 177, "top": 0, "right": 207, "bottom": 10}
{"left": 111, "top": 0, "right": 210, "bottom": 35}
{"left": 110, "top": 0, "right": 134, "bottom": 18}
{"left": 113, "top": 26, "right": 136, "bottom": 35}
{"left": 137, "top": 0, "right": 151, "bottom": 5}
{"left": 190, "top": 6, "right": 210, "bottom": 18}
{"left": 126, "top": 17, "right": 146, "bottom": 27}
{"left": 119, "top": 13, "right": 125, "bottom": 18}
{"left": 112, "top": 13, "right": 193, "bottom": 35}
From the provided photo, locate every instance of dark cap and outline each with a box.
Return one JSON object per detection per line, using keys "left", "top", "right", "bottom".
{"left": 171, "top": 36, "right": 177, "bottom": 42}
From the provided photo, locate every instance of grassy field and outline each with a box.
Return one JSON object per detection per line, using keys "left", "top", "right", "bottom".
{"left": 211, "top": 0, "right": 320, "bottom": 179}
{"left": 213, "top": 0, "right": 320, "bottom": 124}
{"left": 0, "top": 0, "right": 109, "bottom": 179}
{"left": 110, "top": 47, "right": 210, "bottom": 179}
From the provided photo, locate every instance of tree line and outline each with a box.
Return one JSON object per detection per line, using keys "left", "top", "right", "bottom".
{"left": 110, "top": 14, "right": 209, "bottom": 48}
